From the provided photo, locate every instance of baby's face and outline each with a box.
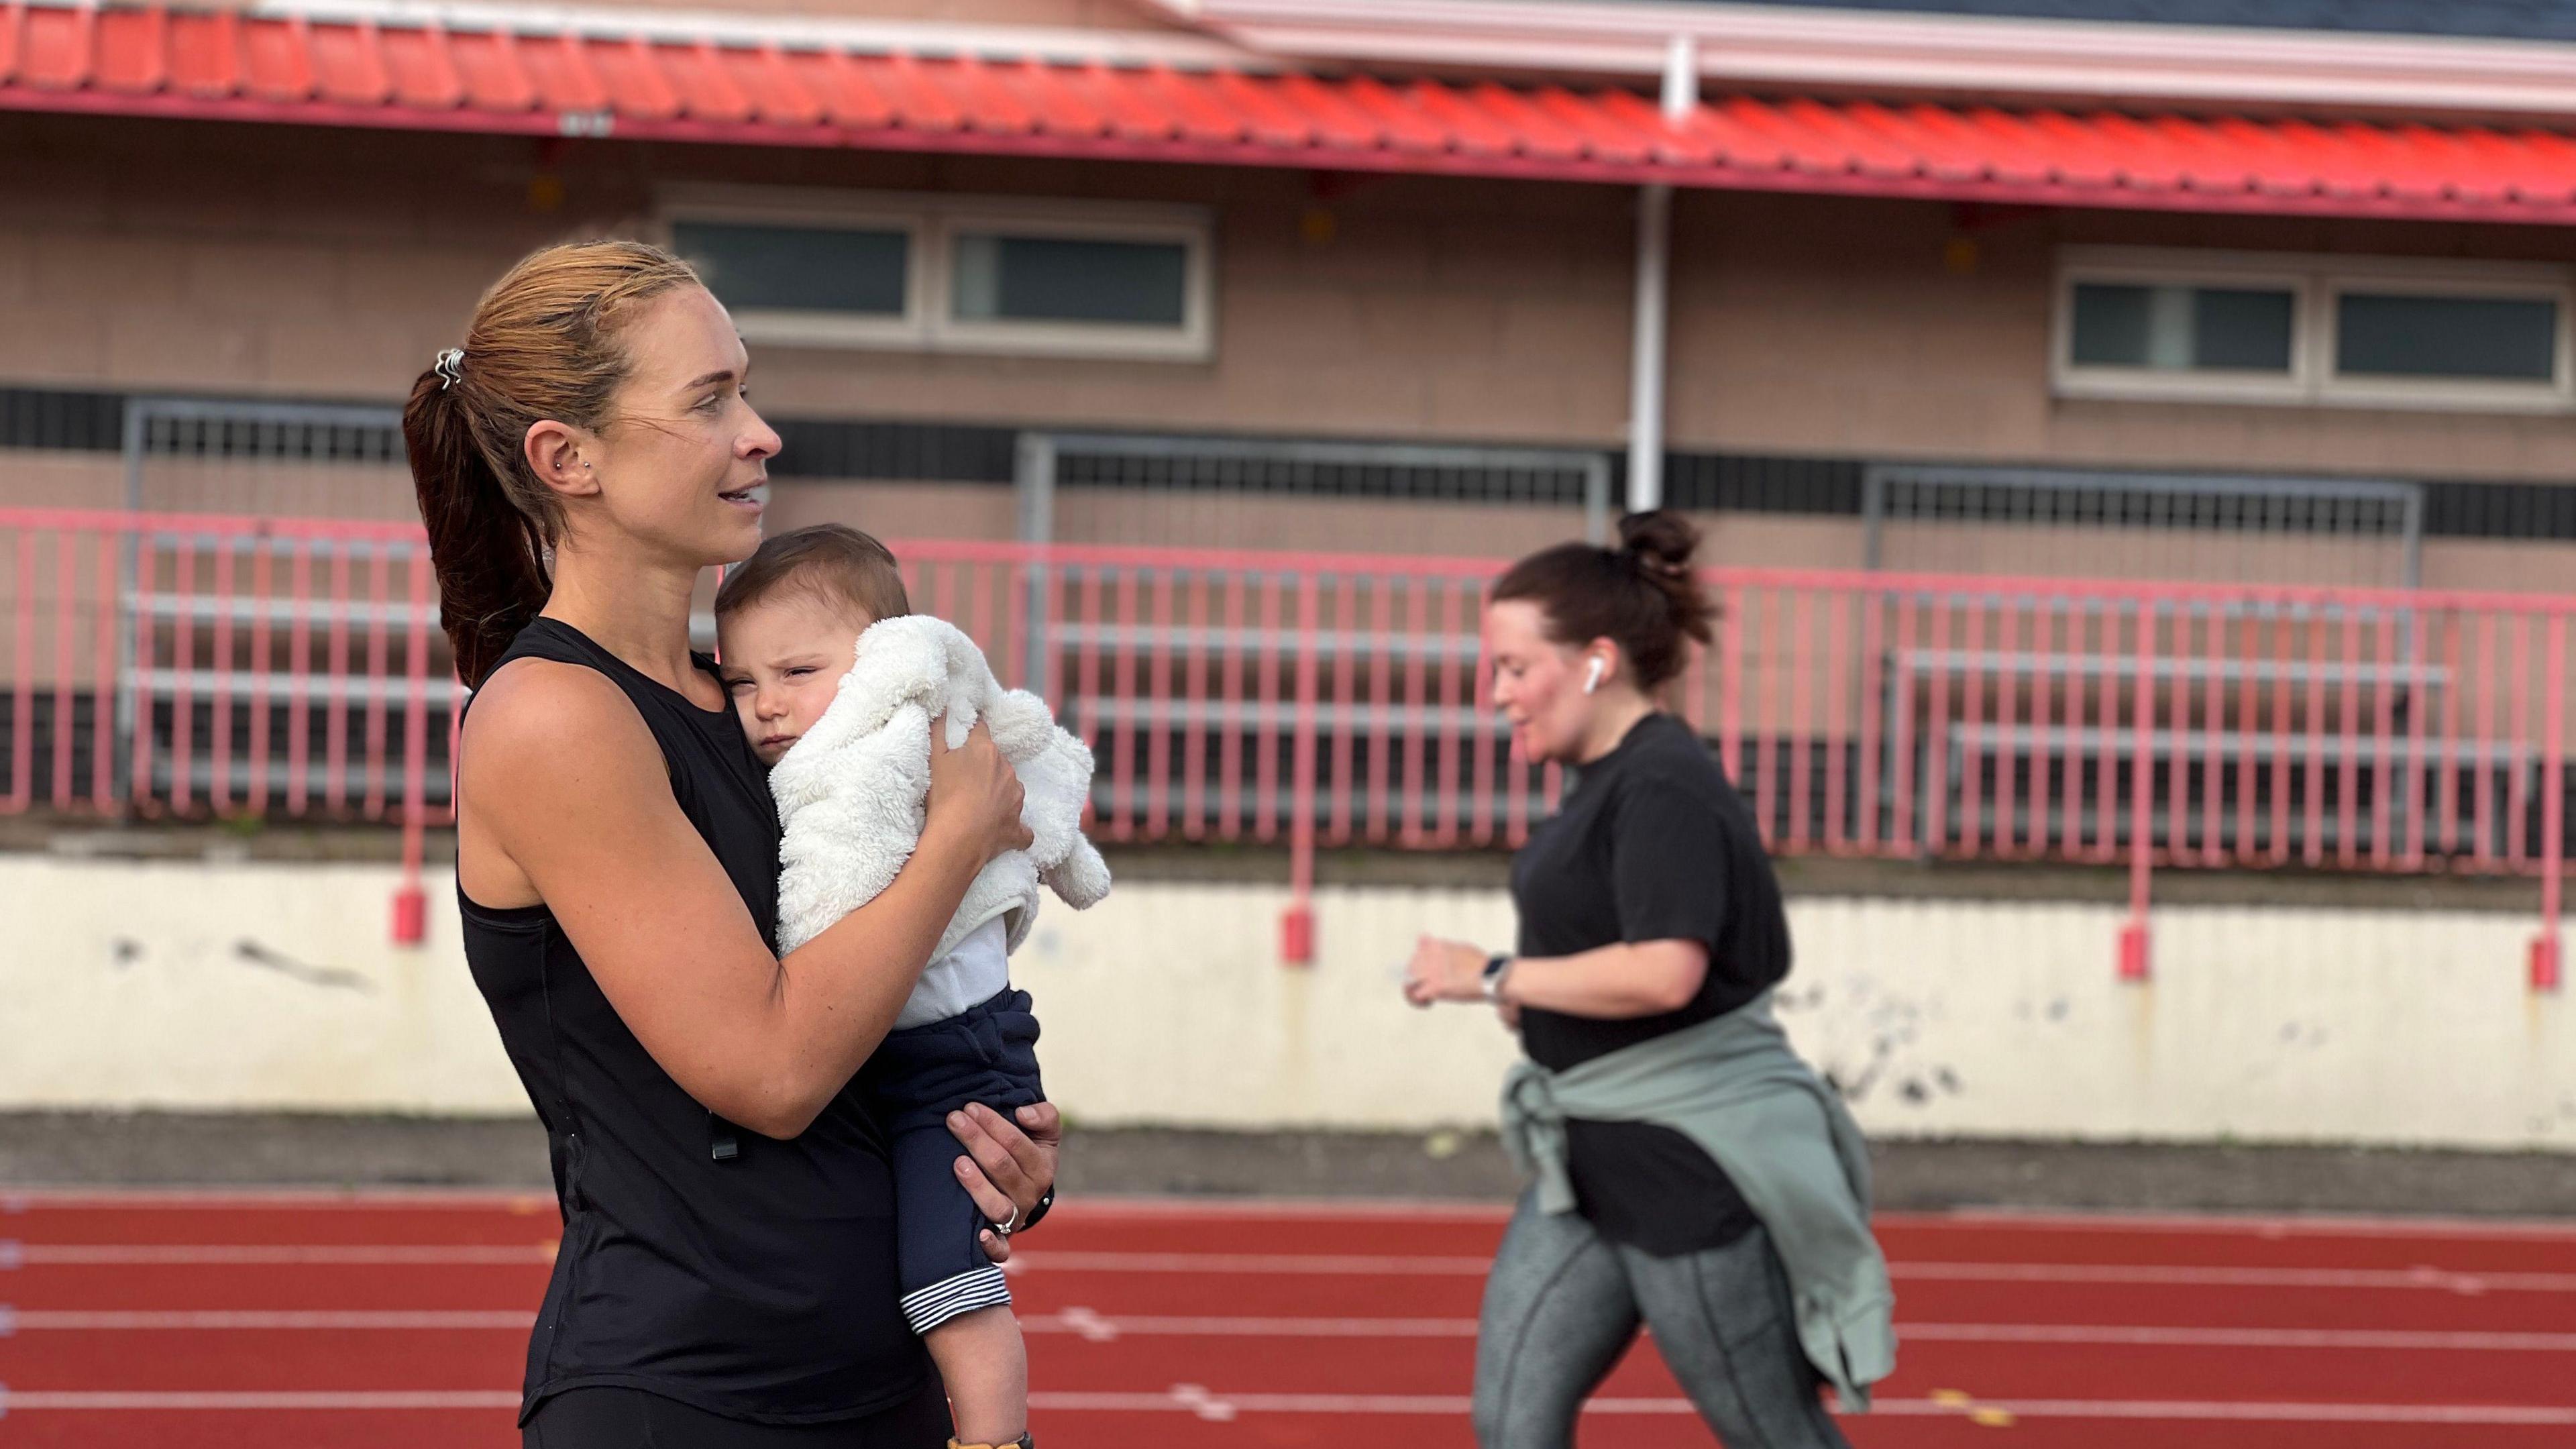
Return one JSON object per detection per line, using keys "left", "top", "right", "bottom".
{"left": 717, "top": 591, "right": 873, "bottom": 765}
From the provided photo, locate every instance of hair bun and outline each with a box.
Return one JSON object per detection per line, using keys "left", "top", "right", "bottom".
{"left": 1615, "top": 509, "right": 1699, "bottom": 577}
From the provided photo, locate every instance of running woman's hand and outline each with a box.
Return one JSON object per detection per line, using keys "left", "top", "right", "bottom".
{"left": 949, "top": 1101, "right": 1061, "bottom": 1264}
{"left": 926, "top": 715, "right": 1032, "bottom": 866}
{"left": 1401, "top": 936, "right": 1490, "bottom": 1006}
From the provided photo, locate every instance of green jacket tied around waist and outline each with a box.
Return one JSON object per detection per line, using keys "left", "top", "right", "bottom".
{"left": 1498, "top": 992, "right": 1897, "bottom": 1409}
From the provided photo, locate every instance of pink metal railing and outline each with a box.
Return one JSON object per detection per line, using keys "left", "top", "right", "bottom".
{"left": 3, "top": 509, "right": 2570, "bottom": 983}
{"left": 0, "top": 507, "right": 449, "bottom": 940}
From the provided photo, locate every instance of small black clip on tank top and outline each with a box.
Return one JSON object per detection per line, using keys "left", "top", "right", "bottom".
{"left": 458, "top": 617, "right": 925, "bottom": 1426}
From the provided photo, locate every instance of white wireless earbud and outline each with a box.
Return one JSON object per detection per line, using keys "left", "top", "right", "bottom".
{"left": 1582, "top": 657, "right": 1607, "bottom": 695}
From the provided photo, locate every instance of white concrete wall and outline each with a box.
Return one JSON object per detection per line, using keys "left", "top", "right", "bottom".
{"left": 7, "top": 855, "right": 2573, "bottom": 1148}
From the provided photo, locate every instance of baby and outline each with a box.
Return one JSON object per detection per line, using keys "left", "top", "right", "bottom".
{"left": 715, "top": 524, "right": 1109, "bottom": 1449}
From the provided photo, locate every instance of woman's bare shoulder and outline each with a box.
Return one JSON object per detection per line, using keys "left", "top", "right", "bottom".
{"left": 463, "top": 656, "right": 662, "bottom": 802}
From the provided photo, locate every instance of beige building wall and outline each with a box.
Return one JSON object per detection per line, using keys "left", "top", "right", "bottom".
{"left": 1668, "top": 189, "right": 2576, "bottom": 482}
{"left": 9, "top": 111, "right": 2576, "bottom": 573}
{"left": 11, "top": 110, "right": 2576, "bottom": 476}
{"left": 0, "top": 113, "right": 1633, "bottom": 448}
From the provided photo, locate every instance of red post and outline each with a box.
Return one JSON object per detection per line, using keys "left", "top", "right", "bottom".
{"left": 1145, "top": 571, "right": 1173, "bottom": 839}
{"left": 1434, "top": 580, "right": 1466, "bottom": 849}
{"left": 393, "top": 546, "right": 433, "bottom": 947}
{"left": 172, "top": 537, "right": 202, "bottom": 814}
{"left": 52, "top": 531, "right": 76, "bottom": 809}
{"left": 363, "top": 539, "right": 393, "bottom": 820}
{"left": 92, "top": 531, "right": 115, "bottom": 811}
{"left": 391, "top": 885, "right": 427, "bottom": 947}
{"left": 130, "top": 536, "right": 157, "bottom": 816}
{"left": 1112, "top": 568, "right": 1140, "bottom": 843}
{"left": 9, "top": 529, "right": 34, "bottom": 813}
{"left": 2534, "top": 614, "right": 2565, "bottom": 993}
{"left": 209, "top": 532, "right": 235, "bottom": 815}
{"left": 1720, "top": 584, "right": 1744, "bottom": 782}
{"left": 1279, "top": 902, "right": 1315, "bottom": 966}
{"left": 2122, "top": 600, "right": 2156, "bottom": 982}
{"left": 1183, "top": 570, "right": 1210, "bottom": 841}
{"left": 1283, "top": 573, "right": 1324, "bottom": 967}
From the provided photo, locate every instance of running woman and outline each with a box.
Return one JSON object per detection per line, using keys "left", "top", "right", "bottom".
{"left": 1402, "top": 511, "right": 1894, "bottom": 1449}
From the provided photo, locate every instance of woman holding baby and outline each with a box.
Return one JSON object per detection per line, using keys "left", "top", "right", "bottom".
{"left": 409, "top": 241, "right": 1059, "bottom": 1448}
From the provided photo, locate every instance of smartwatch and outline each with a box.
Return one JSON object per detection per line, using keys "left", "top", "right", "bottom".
{"left": 1481, "top": 953, "right": 1515, "bottom": 1004}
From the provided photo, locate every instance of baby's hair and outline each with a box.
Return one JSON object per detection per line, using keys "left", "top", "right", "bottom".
{"left": 715, "top": 524, "right": 912, "bottom": 626}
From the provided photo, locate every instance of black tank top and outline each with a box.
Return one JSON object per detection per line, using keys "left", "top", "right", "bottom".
{"left": 459, "top": 617, "right": 926, "bottom": 1426}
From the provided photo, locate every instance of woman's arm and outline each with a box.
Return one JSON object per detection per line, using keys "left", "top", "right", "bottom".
{"left": 1401, "top": 936, "right": 1709, "bottom": 1018}
{"left": 463, "top": 660, "right": 1032, "bottom": 1138}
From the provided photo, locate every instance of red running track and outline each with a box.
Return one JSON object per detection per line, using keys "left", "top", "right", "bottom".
{"left": 5, "top": 1191, "right": 2576, "bottom": 1448}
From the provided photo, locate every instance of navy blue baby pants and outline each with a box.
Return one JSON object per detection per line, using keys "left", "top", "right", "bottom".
{"left": 856, "top": 986, "right": 1046, "bottom": 1334}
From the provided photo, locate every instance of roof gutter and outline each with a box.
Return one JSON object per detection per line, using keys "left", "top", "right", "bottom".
{"left": 245, "top": 0, "right": 1273, "bottom": 69}
{"left": 1148, "top": 0, "right": 2576, "bottom": 117}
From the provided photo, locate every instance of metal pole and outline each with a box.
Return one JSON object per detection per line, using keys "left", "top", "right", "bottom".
{"left": 1627, "top": 182, "right": 1670, "bottom": 515}
{"left": 1014, "top": 432, "right": 1056, "bottom": 698}
{"left": 1623, "top": 36, "right": 1694, "bottom": 517}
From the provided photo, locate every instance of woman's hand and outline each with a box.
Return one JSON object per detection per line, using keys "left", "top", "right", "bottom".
{"left": 949, "top": 1100, "right": 1061, "bottom": 1263}
{"left": 926, "top": 716, "right": 1032, "bottom": 866}
{"left": 1402, "top": 936, "right": 1491, "bottom": 1008}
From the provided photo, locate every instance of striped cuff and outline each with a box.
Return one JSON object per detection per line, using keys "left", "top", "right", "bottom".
{"left": 900, "top": 1265, "right": 1012, "bottom": 1336}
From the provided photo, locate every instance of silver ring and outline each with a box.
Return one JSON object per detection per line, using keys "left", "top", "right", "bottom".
{"left": 991, "top": 1203, "right": 1024, "bottom": 1238}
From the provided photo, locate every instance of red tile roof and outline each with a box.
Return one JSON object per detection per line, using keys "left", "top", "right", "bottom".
{"left": 7, "top": 1, "right": 2576, "bottom": 223}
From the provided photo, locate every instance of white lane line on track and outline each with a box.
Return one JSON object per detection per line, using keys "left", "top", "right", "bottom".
{"left": 1917, "top": 1208, "right": 2576, "bottom": 1241}
{"left": 19, "top": 1242, "right": 2572, "bottom": 1291}
{"left": 1875, "top": 1400, "right": 2576, "bottom": 1425}
{"left": 1894, "top": 1262, "right": 2576, "bottom": 1293}
{"left": 3, "top": 1307, "right": 2567, "bottom": 1353}
{"left": 1, "top": 1309, "right": 539, "bottom": 1330}
{"left": 0, "top": 1191, "right": 559, "bottom": 1212}
{"left": 1900, "top": 1323, "right": 2576, "bottom": 1351}
{"left": 1033, "top": 1393, "right": 2576, "bottom": 1424}
{"left": 1008, "top": 1250, "right": 1493, "bottom": 1275}
{"left": 9, "top": 1193, "right": 2570, "bottom": 1243}
{"left": 3, "top": 1389, "right": 2572, "bottom": 1425}
{"left": 1005, "top": 1250, "right": 2576, "bottom": 1291}
{"left": 1, "top": 1243, "right": 557, "bottom": 1265}
{"left": 13, "top": 1240, "right": 2571, "bottom": 1295}
{"left": 1027, "top": 1311, "right": 1475, "bottom": 1339}
{"left": 1016, "top": 1313, "right": 2576, "bottom": 1352}
{"left": 0, "top": 1391, "right": 527, "bottom": 1410}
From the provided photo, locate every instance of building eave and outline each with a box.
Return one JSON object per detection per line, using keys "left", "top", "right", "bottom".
{"left": 1148, "top": 0, "right": 2576, "bottom": 118}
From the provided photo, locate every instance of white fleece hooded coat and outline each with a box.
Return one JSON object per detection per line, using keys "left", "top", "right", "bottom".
{"left": 768, "top": 615, "right": 1111, "bottom": 971}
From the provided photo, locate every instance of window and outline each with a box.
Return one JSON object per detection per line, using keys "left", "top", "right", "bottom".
{"left": 2055, "top": 249, "right": 2573, "bottom": 411}
{"left": 2068, "top": 283, "right": 2295, "bottom": 374}
{"left": 674, "top": 221, "right": 911, "bottom": 318}
{"left": 665, "top": 189, "right": 1214, "bottom": 361}
{"left": 2332, "top": 290, "right": 2559, "bottom": 383}
{"left": 951, "top": 233, "right": 1189, "bottom": 327}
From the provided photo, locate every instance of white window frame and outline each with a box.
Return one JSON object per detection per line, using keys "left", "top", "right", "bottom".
{"left": 2319, "top": 268, "right": 2575, "bottom": 412}
{"left": 2051, "top": 253, "right": 2312, "bottom": 405}
{"left": 665, "top": 194, "right": 930, "bottom": 350}
{"left": 663, "top": 186, "right": 1216, "bottom": 363}
{"left": 2052, "top": 247, "right": 2576, "bottom": 413}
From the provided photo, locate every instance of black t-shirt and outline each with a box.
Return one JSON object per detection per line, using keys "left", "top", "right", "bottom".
{"left": 1510, "top": 711, "right": 1792, "bottom": 1256}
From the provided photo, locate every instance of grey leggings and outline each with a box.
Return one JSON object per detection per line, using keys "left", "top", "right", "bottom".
{"left": 1472, "top": 1193, "right": 1853, "bottom": 1449}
